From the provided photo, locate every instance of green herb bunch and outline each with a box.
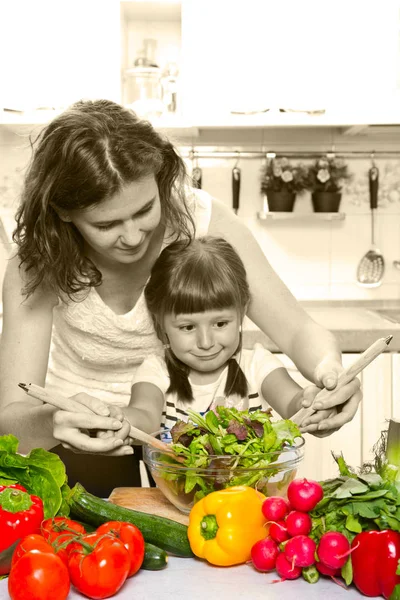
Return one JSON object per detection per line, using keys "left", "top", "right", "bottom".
{"left": 162, "top": 407, "right": 301, "bottom": 503}
{"left": 260, "top": 157, "right": 309, "bottom": 194}
{"left": 306, "top": 155, "right": 352, "bottom": 193}
{"left": 310, "top": 452, "right": 400, "bottom": 545}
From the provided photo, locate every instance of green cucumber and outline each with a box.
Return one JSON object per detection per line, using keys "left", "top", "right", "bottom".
{"left": 67, "top": 483, "right": 193, "bottom": 558}
{"left": 142, "top": 543, "right": 168, "bottom": 570}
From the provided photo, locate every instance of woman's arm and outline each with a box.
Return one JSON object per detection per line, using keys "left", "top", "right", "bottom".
{"left": 208, "top": 197, "right": 362, "bottom": 431}
{"left": 0, "top": 256, "right": 59, "bottom": 451}
{"left": 0, "top": 256, "right": 130, "bottom": 455}
{"left": 208, "top": 198, "right": 341, "bottom": 385}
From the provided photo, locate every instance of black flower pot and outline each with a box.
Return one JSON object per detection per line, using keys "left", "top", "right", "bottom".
{"left": 312, "top": 192, "right": 342, "bottom": 213}
{"left": 266, "top": 190, "right": 296, "bottom": 212}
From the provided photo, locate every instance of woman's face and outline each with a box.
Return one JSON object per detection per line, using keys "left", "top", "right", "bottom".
{"left": 66, "top": 175, "right": 162, "bottom": 265}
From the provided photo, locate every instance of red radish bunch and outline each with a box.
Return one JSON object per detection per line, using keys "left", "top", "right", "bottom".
{"left": 250, "top": 478, "right": 329, "bottom": 582}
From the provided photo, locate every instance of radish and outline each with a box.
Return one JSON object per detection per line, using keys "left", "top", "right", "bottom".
{"left": 316, "top": 561, "right": 341, "bottom": 577}
{"left": 283, "top": 534, "right": 316, "bottom": 568}
{"left": 251, "top": 537, "right": 279, "bottom": 572}
{"left": 287, "top": 478, "right": 324, "bottom": 512}
{"left": 275, "top": 552, "right": 302, "bottom": 580}
{"left": 269, "top": 520, "right": 289, "bottom": 543}
{"left": 317, "top": 531, "right": 351, "bottom": 570}
{"left": 262, "top": 496, "right": 290, "bottom": 522}
{"left": 285, "top": 510, "right": 312, "bottom": 537}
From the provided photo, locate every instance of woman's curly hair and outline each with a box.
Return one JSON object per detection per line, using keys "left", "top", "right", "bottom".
{"left": 14, "top": 99, "right": 194, "bottom": 299}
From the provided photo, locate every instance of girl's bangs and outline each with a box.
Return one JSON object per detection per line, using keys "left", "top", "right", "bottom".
{"left": 165, "top": 272, "right": 239, "bottom": 316}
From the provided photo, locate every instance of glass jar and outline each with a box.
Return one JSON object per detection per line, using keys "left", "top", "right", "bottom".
{"left": 124, "top": 66, "right": 165, "bottom": 119}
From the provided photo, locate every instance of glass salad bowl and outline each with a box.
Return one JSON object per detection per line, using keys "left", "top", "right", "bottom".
{"left": 143, "top": 435, "right": 305, "bottom": 514}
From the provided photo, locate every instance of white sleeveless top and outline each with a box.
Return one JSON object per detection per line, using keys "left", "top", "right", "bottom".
{"left": 46, "top": 188, "right": 212, "bottom": 406}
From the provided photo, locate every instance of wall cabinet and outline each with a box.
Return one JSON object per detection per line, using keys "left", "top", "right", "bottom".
{"left": 277, "top": 352, "right": 395, "bottom": 481}
{"left": 2, "top": 1, "right": 400, "bottom": 130}
{"left": 1, "top": 0, "right": 121, "bottom": 111}
{"left": 180, "top": 0, "right": 400, "bottom": 124}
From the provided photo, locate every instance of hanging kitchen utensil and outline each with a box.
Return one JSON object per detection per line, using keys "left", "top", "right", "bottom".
{"left": 356, "top": 163, "right": 385, "bottom": 287}
{"left": 232, "top": 153, "right": 241, "bottom": 214}
{"left": 191, "top": 152, "right": 202, "bottom": 189}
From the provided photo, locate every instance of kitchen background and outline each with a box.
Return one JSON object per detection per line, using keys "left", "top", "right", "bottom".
{"left": 2, "top": 0, "right": 400, "bottom": 479}
{"left": 1, "top": 0, "right": 400, "bottom": 301}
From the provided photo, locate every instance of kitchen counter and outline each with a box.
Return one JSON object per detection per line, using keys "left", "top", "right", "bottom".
{"left": 243, "top": 299, "right": 400, "bottom": 352}
{"left": 0, "top": 556, "right": 364, "bottom": 599}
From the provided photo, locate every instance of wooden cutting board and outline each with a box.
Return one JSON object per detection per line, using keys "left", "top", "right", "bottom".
{"left": 108, "top": 487, "right": 189, "bottom": 526}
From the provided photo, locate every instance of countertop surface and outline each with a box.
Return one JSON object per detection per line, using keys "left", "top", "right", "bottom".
{"left": 0, "top": 556, "right": 364, "bottom": 599}
{"left": 243, "top": 299, "right": 400, "bottom": 352}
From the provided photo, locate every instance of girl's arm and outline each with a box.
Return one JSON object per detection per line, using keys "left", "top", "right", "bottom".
{"left": 126, "top": 382, "right": 165, "bottom": 436}
{"left": 0, "top": 256, "right": 130, "bottom": 455}
{"left": 261, "top": 367, "right": 361, "bottom": 437}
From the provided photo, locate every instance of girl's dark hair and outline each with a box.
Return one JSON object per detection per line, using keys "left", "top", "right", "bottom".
{"left": 144, "top": 236, "right": 251, "bottom": 402}
{"left": 14, "top": 99, "right": 194, "bottom": 299}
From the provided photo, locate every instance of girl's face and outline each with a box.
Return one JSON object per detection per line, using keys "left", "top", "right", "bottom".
{"left": 65, "top": 175, "right": 162, "bottom": 265}
{"left": 163, "top": 307, "right": 241, "bottom": 376}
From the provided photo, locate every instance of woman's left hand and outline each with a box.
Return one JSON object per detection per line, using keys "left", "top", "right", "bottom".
{"left": 299, "top": 377, "right": 362, "bottom": 438}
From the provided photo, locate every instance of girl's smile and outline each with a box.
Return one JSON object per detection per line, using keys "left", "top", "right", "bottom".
{"left": 163, "top": 308, "right": 241, "bottom": 380}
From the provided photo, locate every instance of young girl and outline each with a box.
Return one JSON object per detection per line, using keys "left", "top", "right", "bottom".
{"left": 130, "top": 236, "right": 325, "bottom": 435}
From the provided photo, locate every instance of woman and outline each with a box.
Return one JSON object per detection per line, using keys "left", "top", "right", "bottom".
{"left": 0, "top": 99, "right": 361, "bottom": 495}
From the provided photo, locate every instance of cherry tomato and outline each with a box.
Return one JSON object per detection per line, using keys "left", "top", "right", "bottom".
{"left": 41, "top": 516, "right": 86, "bottom": 564}
{"left": 68, "top": 532, "right": 130, "bottom": 599}
{"left": 97, "top": 521, "right": 145, "bottom": 576}
{"left": 8, "top": 550, "right": 70, "bottom": 600}
{"left": 11, "top": 534, "right": 55, "bottom": 568}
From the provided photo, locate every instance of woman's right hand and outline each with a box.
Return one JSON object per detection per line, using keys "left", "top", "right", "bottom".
{"left": 52, "top": 393, "right": 133, "bottom": 456}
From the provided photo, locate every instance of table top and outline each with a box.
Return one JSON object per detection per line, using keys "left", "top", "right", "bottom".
{"left": 0, "top": 556, "right": 363, "bottom": 600}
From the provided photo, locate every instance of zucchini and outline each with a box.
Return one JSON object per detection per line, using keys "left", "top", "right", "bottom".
{"left": 142, "top": 543, "right": 168, "bottom": 570}
{"left": 67, "top": 483, "right": 193, "bottom": 558}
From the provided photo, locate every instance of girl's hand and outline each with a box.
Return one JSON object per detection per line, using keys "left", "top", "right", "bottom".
{"left": 299, "top": 378, "right": 362, "bottom": 438}
{"left": 52, "top": 393, "right": 133, "bottom": 456}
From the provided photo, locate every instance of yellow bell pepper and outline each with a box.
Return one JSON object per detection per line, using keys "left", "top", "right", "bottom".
{"left": 187, "top": 485, "right": 267, "bottom": 566}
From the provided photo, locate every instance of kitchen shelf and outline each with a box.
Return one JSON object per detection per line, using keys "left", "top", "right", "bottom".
{"left": 257, "top": 212, "right": 346, "bottom": 221}
{"left": 3, "top": 108, "right": 400, "bottom": 133}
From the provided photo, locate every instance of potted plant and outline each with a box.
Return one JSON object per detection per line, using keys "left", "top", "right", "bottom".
{"left": 260, "top": 157, "right": 309, "bottom": 212}
{"left": 306, "top": 155, "right": 352, "bottom": 212}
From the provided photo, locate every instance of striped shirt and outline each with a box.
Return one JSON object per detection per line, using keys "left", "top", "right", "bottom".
{"left": 132, "top": 344, "right": 285, "bottom": 439}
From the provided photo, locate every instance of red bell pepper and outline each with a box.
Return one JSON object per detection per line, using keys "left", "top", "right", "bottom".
{"left": 0, "top": 484, "right": 44, "bottom": 554}
{"left": 351, "top": 530, "right": 400, "bottom": 598}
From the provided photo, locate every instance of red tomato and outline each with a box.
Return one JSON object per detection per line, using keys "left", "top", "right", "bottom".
{"left": 11, "top": 534, "right": 55, "bottom": 568}
{"left": 41, "top": 516, "right": 86, "bottom": 564}
{"left": 41, "top": 516, "right": 86, "bottom": 543}
{"left": 68, "top": 532, "right": 131, "bottom": 599}
{"left": 97, "top": 521, "right": 145, "bottom": 576}
{"left": 8, "top": 550, "right": 70, "bottom": 600}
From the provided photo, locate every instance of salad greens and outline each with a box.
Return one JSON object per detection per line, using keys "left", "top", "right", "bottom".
{"left": 0, "top": 434, "right": 70, "bottom": 518}
{"left": 160, "top": 407, "right": 301, "bottom": 502}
